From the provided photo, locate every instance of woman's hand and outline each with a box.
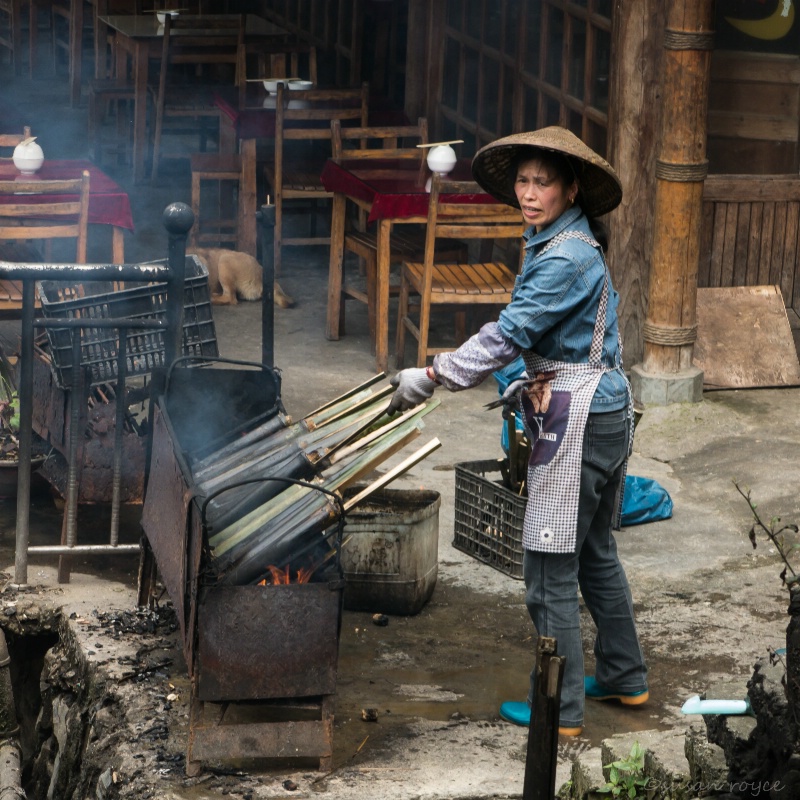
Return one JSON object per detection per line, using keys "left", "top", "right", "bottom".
{"left": 388, "top": 368, "right": 438, "bottom": 413}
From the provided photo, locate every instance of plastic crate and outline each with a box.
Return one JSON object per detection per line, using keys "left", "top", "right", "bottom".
{"left": 453, "top": 459, "right": 526, "bottom": 580}
{"left": 37, "top": 255, "right": 219, "bottom": 389}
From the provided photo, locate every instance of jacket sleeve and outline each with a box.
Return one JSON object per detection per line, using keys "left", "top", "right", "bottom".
{"left": 432, "top": 322, "right": 521, "bottom": 391}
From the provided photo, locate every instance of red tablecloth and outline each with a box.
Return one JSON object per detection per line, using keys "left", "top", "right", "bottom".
{"left": 320, "top": 157, "right": 495, "bottom": 222}
{"left": 0, "top": 160, "right": 135, "bottom": 231}
{"left": 214, "top": 89, "right": 277, "bottom": 140}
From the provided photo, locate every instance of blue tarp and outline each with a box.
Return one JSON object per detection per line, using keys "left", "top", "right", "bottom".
{"left": 491, "top": 360, "right": 673, "bottom": 526}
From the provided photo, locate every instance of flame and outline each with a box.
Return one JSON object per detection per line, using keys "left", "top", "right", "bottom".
{"left": 258, "top": 563, "right": 314, "bottom": 585}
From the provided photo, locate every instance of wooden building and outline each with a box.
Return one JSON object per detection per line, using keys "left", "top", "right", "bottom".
{"left": 262, "top": 0, "right": 800, "bottom": 375}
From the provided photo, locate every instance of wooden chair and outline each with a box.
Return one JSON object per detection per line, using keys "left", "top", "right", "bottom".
{"left": 0, "top": 170, "right": 91, "bottom": 263}
{"left": 264, "top": 81, "right": 369, "bottom": 276}
{"left": 150, "top": 13, "right": 246, "bottom": 181}
{"left": 328, "top": 117, "right": 465, "bottom": 346}
{"left": 189, "top": 44, "right": 319, "bottom": 249}
{"left": 189, "top": 152, "right": 241, "bottom": 248}
{"left": 0, "top": 125, "right": 32, "bottom": 152}
{"left": 329, "top": 117, "right": 428, "bottom": 346}
{"left": 395, "top": 175, "right": 524, "bottom": 368}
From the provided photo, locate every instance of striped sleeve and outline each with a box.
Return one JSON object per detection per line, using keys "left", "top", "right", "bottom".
{"left": 432, "top": 322, "right": 521, "bottom": 391}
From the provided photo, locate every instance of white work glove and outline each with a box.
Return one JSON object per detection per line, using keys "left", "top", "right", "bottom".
{"left": 388, "top": 368, "right": 438, "bottom": 414}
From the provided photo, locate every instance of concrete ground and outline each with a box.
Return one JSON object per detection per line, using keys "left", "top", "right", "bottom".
{"left": 2, "top": 62, "right": 799, "bottom": 798}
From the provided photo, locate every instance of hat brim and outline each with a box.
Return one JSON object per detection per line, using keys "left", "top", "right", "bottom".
{"left": 471, "top": 127, "right": 623, "bottom": 218}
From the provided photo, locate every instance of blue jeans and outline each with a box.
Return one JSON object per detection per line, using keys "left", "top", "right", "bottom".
{"left": 522, "top": 407, "right": 647, "bottom": 728}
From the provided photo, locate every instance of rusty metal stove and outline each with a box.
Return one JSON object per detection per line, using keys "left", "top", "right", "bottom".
{"left": 141, "top": 363, "right": 345, "bottom": 774}
{"left": 139, "top": 202, "right": 344, "bottom": 774}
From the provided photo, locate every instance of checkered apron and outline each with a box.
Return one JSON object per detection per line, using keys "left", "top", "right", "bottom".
{"left": 520, "top": 231, "right": 628, "bottom": 554}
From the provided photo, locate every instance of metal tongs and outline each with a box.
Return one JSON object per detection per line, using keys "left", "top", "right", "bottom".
{"left": 483, "top": 379, "right": 535, "bottom": 412}
{"left": 484, "top": 381, "right": 535, "bottom": 493}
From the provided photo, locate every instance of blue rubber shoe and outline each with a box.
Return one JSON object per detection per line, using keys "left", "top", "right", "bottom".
{"left": 499, "top": 701, "right": 530, "bottom": 726}
{"left": 499, "top": 702, "right": 582, "bottom": 736}
{"left": 585, "top": 676, "right": 649, "bottom": 705}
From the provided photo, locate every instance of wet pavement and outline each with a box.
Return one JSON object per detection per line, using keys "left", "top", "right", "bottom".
{"left": 1, "top": 62, "right": 799, "bottom": 798}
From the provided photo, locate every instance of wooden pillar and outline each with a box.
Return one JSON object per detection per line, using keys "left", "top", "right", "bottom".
{"left": 606, "top": 0, "right": 664, "bottom": 369}
{"left": 639, "top": 2, "right": 715, "bottom": 385}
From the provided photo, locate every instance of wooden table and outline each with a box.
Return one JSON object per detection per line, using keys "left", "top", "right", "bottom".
{"left": 98, "top": 13, "right": 290, "bottom": 183}
{"left": 320, "top": 157, "right": 495, "bottom": 372}
{"left": 0, "top": 159, "right": 134, "bottom": 314}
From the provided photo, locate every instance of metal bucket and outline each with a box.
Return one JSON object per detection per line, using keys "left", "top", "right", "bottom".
{"left": 340, "top": 488, "right": 440, "bottom": 615}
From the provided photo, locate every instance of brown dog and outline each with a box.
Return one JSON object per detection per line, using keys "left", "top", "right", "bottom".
{"left": 189, "top": 247, "right": 294, "bottom": 308}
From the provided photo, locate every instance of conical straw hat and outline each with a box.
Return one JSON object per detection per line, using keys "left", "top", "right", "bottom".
{"left": 471, "top": 126, "right": 623, "bottom": 217}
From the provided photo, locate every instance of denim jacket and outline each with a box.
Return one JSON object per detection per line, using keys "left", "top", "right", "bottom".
{"left": 497, "top": 206, "right": 628, "bottom": 411}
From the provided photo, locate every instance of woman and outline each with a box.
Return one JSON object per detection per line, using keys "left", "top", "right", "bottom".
{"left": 388, "top": 127, "right": 648, "bottom": 736}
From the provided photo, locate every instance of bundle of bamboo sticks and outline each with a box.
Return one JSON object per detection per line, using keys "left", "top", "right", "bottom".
{"left": 193, "top": 374, "right": 441, "bottom": 586}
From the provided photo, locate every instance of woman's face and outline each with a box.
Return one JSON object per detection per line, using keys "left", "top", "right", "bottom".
{"left": 513, "top": 157, "right": 577, "bottom": 231}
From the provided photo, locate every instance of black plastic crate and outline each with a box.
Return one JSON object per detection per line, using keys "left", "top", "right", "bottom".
{"left": 453, "top": 459, "right": 526, "bottom": 580}
{"left": 37, "top": 255, "right": 219, "bottom": 389}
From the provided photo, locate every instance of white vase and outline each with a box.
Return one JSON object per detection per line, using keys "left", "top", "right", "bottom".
{"left": 12, "top": 140, "right": 44, "bottom": 175}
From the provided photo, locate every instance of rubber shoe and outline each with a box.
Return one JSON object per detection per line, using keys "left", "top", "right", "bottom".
{"left": 499, "top": 701, "right": 530, "bottom": 726}
{"left": 499, "top": 702, "right": 583, "bottom": 736}
{"left": 584, "top": 676, "right": 649, "bottom": 705}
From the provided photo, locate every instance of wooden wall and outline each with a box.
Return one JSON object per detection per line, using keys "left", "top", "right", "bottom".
{"left": 708, "top": 51, "right": 800, "bottom": 175}
{"left": 700, "top": 175, "right": 800, "bottom": 329}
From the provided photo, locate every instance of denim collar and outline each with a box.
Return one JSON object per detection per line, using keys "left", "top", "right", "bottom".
{"left": 522, "top": 205, "right": 584, "bottom": 249}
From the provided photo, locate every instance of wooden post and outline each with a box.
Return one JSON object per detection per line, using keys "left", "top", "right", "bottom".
{"left": 633, "top": 1, "right": 715, "bottom": 402}
{"left": 522, "top": 636, "right": 565, "bottom": 800}
{"left": 607, "top": 0, "right": 664, "bottom": 368}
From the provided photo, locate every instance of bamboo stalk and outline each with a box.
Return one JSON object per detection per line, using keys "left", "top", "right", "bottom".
{"left": 319, "top": 418, "right": 425, "bottom": 492}
{"left": 208, "top": 415, "right": 427, "bottom": 556}
{"left": 326, "top": 399, "right": 439, "bottom": 464}
{"left": 304, "top": 388, "right": 377, "bottom": 428}
{"left": 197, "top": 385, "right": 389, "bottom": 481}
{"left": 217, "top": 438, "right": 441, "bottom": 584}
{"left": 343, "top": 438, "right": 441, "bottom": 511}
{"left": 208, "top": 480, "right": 314, "bottom": 554}
{"left": 214, "top": 496, "right": 338, "bottom": 583}
{"left": 202, "top": 449, "right": 316, "bottom": 531}
{"left": 196, "top": 441, "right": 310, "bottom": 496}
{"left": 212, "top": 491, "right": 332, "bottom": 572}
{"left": 305, "top": 398, "right": 392, "bottom": 462}
{"left": 311, "top": 385, "right": 393, "bottom": 429}
{"left": 196, "top": 397, "right": 391, "bottom": 486}
{"left": 190, "top": 409, "right": 292, "bottom": 467}
{"left": 192, "top": 418, "right": 310, "bottom": 481}
{"left": 303, "top": 373, "right": 386, "bottom": 419}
